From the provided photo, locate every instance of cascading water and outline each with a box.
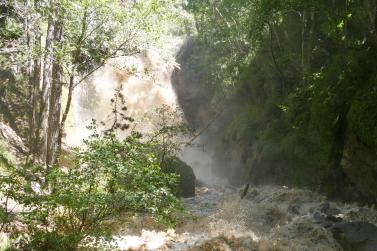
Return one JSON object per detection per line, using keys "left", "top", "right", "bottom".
{"left": 65, "top": 49, "right": 177, "bottom": 146}
{"left": 64, "top": 39, "right": 377, "bottom": 251}
{"left": 64, "top": 38, "right": 221, "bottom": 186}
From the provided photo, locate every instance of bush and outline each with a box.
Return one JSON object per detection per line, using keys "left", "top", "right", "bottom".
{"left": 1, "top": 128, "right": 182, "bottom": 250}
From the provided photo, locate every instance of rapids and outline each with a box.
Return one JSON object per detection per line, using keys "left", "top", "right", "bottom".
{"left": 83, "top": 184, "right": 377, "bottom": 250}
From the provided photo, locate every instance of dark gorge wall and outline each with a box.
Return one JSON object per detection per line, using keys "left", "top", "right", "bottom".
{"left": 173, "top": 29, "right": 377, "bottom": 205}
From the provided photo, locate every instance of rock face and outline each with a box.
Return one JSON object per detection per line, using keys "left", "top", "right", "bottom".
{"left": 171, "top": 38, "right": 214, "bottom": 130}
{"left": 0, "top": 122, "right": 27, "bottom": 160}
{"left": 171, "top": 38, "right": 249, "bottom": 185}
{"left": 161, "top": 156, "right": 196, "bottom": 197}
{"left": 331, "top": 222, "right": 377, "bottom": 251}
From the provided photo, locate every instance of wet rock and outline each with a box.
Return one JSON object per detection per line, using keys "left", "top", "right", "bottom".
{"left": 195, "top": 179, "right": 206, "bottom": 188}
{"left": 187, "top": 234, "right": 261, "bottom": 251}
{"left": 314, "top": 209, "right": 343, "bottom": 228}
{"left": 288, "top": 203, "right": 301, "bottom": 215}
{"left": 313, "top": 212, "right": 333, "bottom": 228}
{"left": 320, "top": 202, "right": 341, "bottom": 216}
{"left": 320, "top": 202, "right": 330, "bottom": 212}
{"left": 161, "top": 156, "right": 196, "bottom": 197}
{"left": 331, "top": 222, "right": 377, "bottom": 251}
{"left": 171, "top": 38, "right": 214, "bottom": 129}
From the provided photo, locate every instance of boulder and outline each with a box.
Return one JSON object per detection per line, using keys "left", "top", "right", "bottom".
{"left": 314, "top": 202, "right": 343, "bottom": 228}
{"left": 161, "top": 156, "right": 196, "bottom": 197}
{"left": 0, "top": 122, "right": 27, "bottom": 160}
{"left": 331, "top": 222, "right": 377, "bottom": 251}
{"left": 171, "top": 38, "right": 214, "bottom": 130}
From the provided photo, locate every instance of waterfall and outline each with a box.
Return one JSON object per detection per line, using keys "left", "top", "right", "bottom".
{"left": 64, "top": 38, "right": 222, "bottom": 185}
{"left": 65, "top": 45, "right": 181, "bottom": 146}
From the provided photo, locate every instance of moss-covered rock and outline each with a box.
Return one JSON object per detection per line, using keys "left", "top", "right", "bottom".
{"left": 341, "top": 131, "right": 377, "bottom": 203}
{"left": 161, "top": 156, "right": 196, "bottom": 198}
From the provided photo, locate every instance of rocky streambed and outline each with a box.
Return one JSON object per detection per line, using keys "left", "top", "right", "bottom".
{"left": 87, "top": 185, "right": 377, "bottom": 250}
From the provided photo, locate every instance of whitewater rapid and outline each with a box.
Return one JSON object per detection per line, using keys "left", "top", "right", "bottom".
{"left": 82, "top": 184, "right": 377, "bottom": 250}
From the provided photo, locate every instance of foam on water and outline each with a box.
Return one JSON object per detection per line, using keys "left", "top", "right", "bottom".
{"left": 82, "top": 185, "right": 377, "bottom": 250}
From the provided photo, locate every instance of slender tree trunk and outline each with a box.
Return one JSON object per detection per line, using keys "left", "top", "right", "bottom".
{"left": 28, "top": 0, "right": 42, "bottom": 160}
{"left": 301, "top": 8, "right": 307, "bottom": 81}
{"left": 46, "top": 18, "right": 64, "bottom": 167}
{"left": 301, "top": 6, "right": 315, "bottom": 82}
{"left": 22, "top": 0, "right": 32, "bottom": 77}
{"left": 57, "top": 9, "right": 88, "bottom": 157}
{"left": 37, "top": 15, "right": 55, "bottom": 161}
{"left": 57, "top": 75, "right": 73, "bottom": 157}
{"left": 35, "top": 11, "right": 55, "bottom": 165}
{"left": 268, "top": 22, "right": 285, "bottom": 95}
{"left": 306, "top": 7, "right": 315, "bottom": 76}
{"left": 24, "top": 0, "right": 33, "bottom": 157}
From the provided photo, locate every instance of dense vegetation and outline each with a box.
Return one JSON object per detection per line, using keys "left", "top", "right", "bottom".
{"left": 186, "top": 0, "right": 377, "bottom": 203}
{"left": 2, "top": 0, "right": 377, "bottom": 249}
{"left": 0, "top": 127, "right": 182, "bottom": 249}
{"left": 0, "top": 0, "right": 192, "bottom": 249}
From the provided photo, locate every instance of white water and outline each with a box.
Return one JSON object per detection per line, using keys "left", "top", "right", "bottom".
{"left": 82, "top": 184, "right": 377, "bottom": 250}
{"left": 65, "top": 48, "right": 179, "bottom": 146}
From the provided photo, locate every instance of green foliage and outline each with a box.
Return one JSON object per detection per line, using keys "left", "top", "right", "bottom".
{"left": 145, "top": 105, "right": 193, "bottom": 163}
{"left": 348, "top": 81, "right": 377, "bottom": 147}
{"left": 188, "top": 0, "right": 377, "bottom": 199}
{"left": 0, "top": 124, "right": 182, "bottom": 250}
{"left": 0, "top": 17, "right": 22, "bottom": 40}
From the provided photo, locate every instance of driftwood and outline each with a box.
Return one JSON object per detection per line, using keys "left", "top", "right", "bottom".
{"left": 240, "top": 183, "right": 250, "bottom": 199}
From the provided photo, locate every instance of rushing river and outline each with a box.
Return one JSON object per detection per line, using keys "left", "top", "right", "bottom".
{"left": 83, "top": 184, "right": 377, "bottom": 250}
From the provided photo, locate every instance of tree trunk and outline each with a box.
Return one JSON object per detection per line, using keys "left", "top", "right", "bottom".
{"left": 268, "top": 22, "right": 285, "bottom": 95}
{"left": 57, "top": 74, "right": 73, "bottom": 157}
{"left": 306, "top": 7, "right": 315, "bottom": 76}
{"left": 37, "top": 16, "right": 55, "bottom": 161}
{"left": 22, "top": 0, "right": 32, "bottom": 77}
{"left": 28, "top": 0, "right": 42, "bottom": 160}
{"left": 301, "top": 8, "right": 307, "bottom": 81}
{"left": 46, "top": 18, "right": 64, "bottom": 167}
{"left": 301, "top": 7, "right": 315, "bottom": 82}
{"left": 57, "top": 9, "right": 88, "bottom": 157}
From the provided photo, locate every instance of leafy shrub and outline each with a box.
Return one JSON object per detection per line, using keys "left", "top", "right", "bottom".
{"left": 1, "top": 126, "right": 182, "bottom": 250}
{"left": 348, "top": 82, "right": 377, "bottom": 147}
{"left": 0, "top": 17, "right": 22, "bottom": 40}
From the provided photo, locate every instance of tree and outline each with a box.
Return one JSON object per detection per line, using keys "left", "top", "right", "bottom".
{"left": 3, "top": 0, "right": 191, "bottom": 166}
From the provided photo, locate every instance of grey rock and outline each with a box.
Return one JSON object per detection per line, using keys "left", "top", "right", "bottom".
{"left": 320, "top": 201, "right": 341, "bottom": 217}
{"left": 0, "top": 122, "right": 28, "bottom": 160}
{"left": 331, "top": 222, "right": 377, "bottom": 251}
{"left": 288, "top": 203, "right": 301, "bottom": 215}
{"left": 320, "top": 202, "right": 330, "bottom": 213}
{"left": 313, "top": 212, "right": 333, "bottom": 228}
{"left": 161, "top": 156, "right": 196, "bottom": 198}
